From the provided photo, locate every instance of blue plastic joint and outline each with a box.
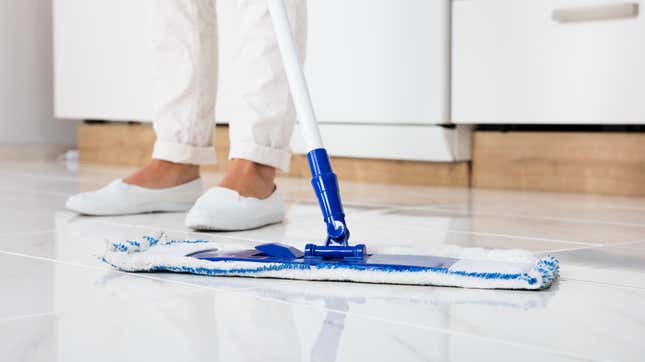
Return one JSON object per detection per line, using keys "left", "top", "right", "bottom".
{"left": 255, "top": 243, "right": 304, "bottom": 260}
{"left": 304, "top": 148, "right": 366, "bottom": 261}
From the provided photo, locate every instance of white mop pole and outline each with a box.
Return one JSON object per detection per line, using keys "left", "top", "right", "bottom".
{"left": 268, "top": 0, "right": 357, "bottom": 252}
{"left": 267, "top": 0, "right": 324, "bottom": 152}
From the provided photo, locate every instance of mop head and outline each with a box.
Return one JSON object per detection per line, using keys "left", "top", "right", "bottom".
{"left": 102, "top": 233, "right": 559, "bottom": 290}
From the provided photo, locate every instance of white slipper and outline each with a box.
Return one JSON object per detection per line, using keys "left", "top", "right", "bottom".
{"left": 65, "top": 178, "right": 203, "bottom": 216}
{"left": 185, "top": 187, "right": 285, "bottom": 231}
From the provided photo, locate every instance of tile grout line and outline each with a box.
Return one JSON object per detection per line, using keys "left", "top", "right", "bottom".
{"left": 559, "top": 277, "right": 645, "bottom": 292}
{"left": 0, "top": 166, "right": 132, "bottom": 180}
{"left": 71, "top": 219, "right": 283, "bottom": 246}
{"left": 0, "top": 186, "right": 72, "bottom": 197}
{"left": 380, "top": 204, "right": 645, "bottom": 228}
{"left": 414, "top": 204, "right": 645, "bottom": 228}
{"left": 0, "top": 311, "right": 56, "bottom": 323}
{"left": 0, "top": 229, "right": 56, "bottom": 238}
{"left": 0, "top": 249, "right": 262, "bottom": 294}
{"left": 445, "top": 230, "right": 601, "bottom": 247}
{"left": 0, "top": 171, "right": 111, "bottom": 184}
{"left": 544, "top": 239, "right": 645, "bottom": 254}
{"left": 538, "top": 246, "right": 603, "bottom": 254}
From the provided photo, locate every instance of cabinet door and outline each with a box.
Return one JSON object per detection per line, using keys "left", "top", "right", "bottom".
{"left": 54, "top": 0, "right": 155, "bottom": 120}
{"left": 53, "top": 0, "right": 238, "bottom": 121}
{"left": 304, "top": 0, "right": 450, "bottom": 125}
{"left": 452, "top": 0, "right": 645, "bottom": 124}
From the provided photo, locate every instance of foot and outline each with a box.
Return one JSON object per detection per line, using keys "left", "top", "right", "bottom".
{"left": 218, "top": 158, "right": 276, "bottom": 199}
{"left": 185, "top": 159, "right": 284, "bottom": 230}
{"left": 185, "top": 187, "right": 285, "bottom": 231}
{"left": 123, "top": 159, "right": 200, "bottom": 189}
{"left": 65, "top": 159, "right": 203, "bottom": 215}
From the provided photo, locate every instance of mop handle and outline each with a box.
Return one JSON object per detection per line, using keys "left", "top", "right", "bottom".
{"left": 266, "top": 0, "right": 323, "bottom": 151}
{"left": 267, "top": 0, "right": 353, "bottom": 249}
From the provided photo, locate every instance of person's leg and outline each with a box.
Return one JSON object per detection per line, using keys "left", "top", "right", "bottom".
{"left": 219, "top": 0, "right": 307, "bottom": 198}
{"left": 66, "top": 0, "right": 217, "bottom": 215}
{"left": 125, "top": 0, "right": 218, "bottom": 189}
{"left": 185, "top": 0, "right": 306, "bottom": 230}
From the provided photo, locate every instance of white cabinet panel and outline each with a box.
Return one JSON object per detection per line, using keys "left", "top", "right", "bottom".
{"left": 290, "top": 124, "right": 472, "bottom": 161}
{"left": 53, "top": 0, "right": 249, "bottom": 122}
{"left": 304, "top": 0, "right": 450, "bottom": 124}
{"left": 53, "top": 0, "right": 156, "bottom": 121}
{"left": 453, "top": 0, "right": 645, "bottom": 124}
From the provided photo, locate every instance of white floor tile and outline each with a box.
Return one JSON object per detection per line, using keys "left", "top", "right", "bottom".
{"left": 0, "top": 253, "right": 594, "bottom": 362}
{"left": 371, "top": 208, "right": 644, "bottom": 245}
{"left": 549, "top": 242, "right": 645, "bottom": 289}
{"left": 2, "top": 159, "right": 645, "bottom": 361}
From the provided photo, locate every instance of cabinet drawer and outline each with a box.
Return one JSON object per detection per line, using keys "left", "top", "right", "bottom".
{"left": 452, "top": 0, "right": 645, "bottom": 124}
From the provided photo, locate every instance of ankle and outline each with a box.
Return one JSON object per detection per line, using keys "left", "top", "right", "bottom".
{"left": 124, "top": 159, "right": 200, "bottom": 189}
{"left": 151, "top": 159, "right": 198, "bottom": 174}
{"left": 219, "top": 159, "right": 276, "bottom": 199}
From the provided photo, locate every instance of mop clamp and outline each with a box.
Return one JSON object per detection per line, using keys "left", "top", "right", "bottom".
{"left": 304, "top": 148, "right": 366, "bottom": 261}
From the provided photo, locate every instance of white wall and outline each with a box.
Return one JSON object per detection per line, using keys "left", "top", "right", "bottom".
{"left": 0, "top": 0, "right": 75, "bottom": 145}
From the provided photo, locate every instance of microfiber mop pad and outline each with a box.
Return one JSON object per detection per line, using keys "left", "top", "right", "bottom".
{"left": 102, "top": 233, "right": 559, "bottom": 290}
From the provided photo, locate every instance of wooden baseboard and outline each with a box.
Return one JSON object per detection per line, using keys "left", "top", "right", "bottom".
{"left": 77, "top": 123, "right": 645, "bottom": 194}
{"left": 472, "top": 131, "right": 645, "bottom": 196}
{"left": 78, "top": 123, "right": 154, "bottom": 166}
{"left": 77, "top": 122, "right": 470, "bottom": 187}
{"left": 289, "top": 155, "right": 469, "bottom": 187}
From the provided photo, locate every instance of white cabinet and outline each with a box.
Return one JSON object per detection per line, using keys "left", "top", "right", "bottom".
{"left": 303, "top": 0, "right": 450, "bottom": 125}
{"left": 53, "top": 0, "right": 155, "bottom": 121}
{"left": 54, "top": 0, "right": 469, "bottom": 161}
{"left": 452, "top": 0, "right": 645, "bottom": 124}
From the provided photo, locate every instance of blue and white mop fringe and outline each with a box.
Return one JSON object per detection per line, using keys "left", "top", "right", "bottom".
{"left": 102, "top": 234, "right": 559, "bottom": 290}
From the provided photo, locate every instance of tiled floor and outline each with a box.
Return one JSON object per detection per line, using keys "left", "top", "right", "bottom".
{"left": 1, "top": 159, "right": 644, "bottom": 362}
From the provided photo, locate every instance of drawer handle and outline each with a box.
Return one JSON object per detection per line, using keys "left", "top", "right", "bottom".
{"left": 552, "top": 2, "right": 639, "bottom": 23}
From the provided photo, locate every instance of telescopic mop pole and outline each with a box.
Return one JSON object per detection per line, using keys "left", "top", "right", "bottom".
{"left": 267, "top": 0, "right": 365, "bottom": 261}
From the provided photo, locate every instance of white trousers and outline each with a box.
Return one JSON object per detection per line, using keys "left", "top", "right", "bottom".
{"left": 150, "top": 0, "right": 306, "bottom": 172}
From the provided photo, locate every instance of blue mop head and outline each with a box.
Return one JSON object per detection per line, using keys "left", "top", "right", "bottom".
{"left": 102, "top": 233, "right": 559, "bottom": 290}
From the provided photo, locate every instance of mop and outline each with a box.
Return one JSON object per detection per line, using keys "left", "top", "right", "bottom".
{"left": 102, "top": 0, "right": 559, "bottom": 290}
